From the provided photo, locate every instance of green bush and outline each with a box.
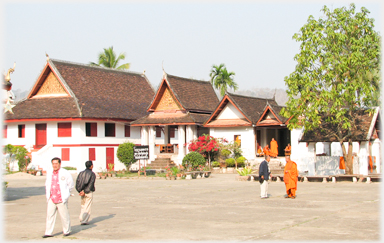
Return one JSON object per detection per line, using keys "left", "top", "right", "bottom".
{"left": 225, "top": 158, "right": 236, "bottom": 167}
{"left": 236, "top": 156, "right": 247, "bottom": 167}
{"left": 212, "top": 161, "right": 220, "bottom": 167}
{"left": 220, "top": 149, "right": 231, "bottom": 158}
{"left": 62, "top": 166, "right": 77, "bottom": 170}
{"left": 117, "top": 142, "right": 137, "bottom": 170}
{"left": 182, "top": 152, "right": 206, "bottom": 169}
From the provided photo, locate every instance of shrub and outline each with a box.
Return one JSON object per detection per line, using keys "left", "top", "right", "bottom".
{"left": 62, "top": 166, "right": 77, "bottom": 170}
{"left": 182, "top": 152, "right": 206, "bottom": 169}
{"left": 220, "top": 149, "right": 231, "bottom": 158}
{"left": 212, "top": 161, "right": 220, "bottom": 167}
{"left": 117, "top": 142, "right": 137, "bottom": 170}
{"left": 236, "top": 156, "right": 247, "bottom": 167}
{"left": 225, "top": 158, "right": 235, "bottom": 167}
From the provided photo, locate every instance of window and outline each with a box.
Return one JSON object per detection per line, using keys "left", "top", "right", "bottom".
{"left": 86, "top": 123, "right": 97, "bottom": 137}
{"left": 105, "top": 123, "right": 115, "bottom": 137}
{"left": 3, "top": 125, "right": 7, "bottom": 138}
{"left": 58, "top": 122, "right": 72, "bottom": 137}
{"left": 62, "top": 148, "right": 70, "bottom": 161}
{"left": 124, "top": 125, "right": 130, "bottom": 137}
{"left": 18, "top": 125, "right": 25, "bottom": 138}
{"left": 89, "top": 148, "right": 96, "bottom": 161}
{"left": 156, "top": 127, "right": 162, "bottom": 138}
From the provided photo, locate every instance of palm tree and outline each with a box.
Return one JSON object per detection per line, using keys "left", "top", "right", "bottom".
{"left": 90, "top": 46, "right": 130, "bottom": 70}
{"left": 210, "top": 63, "right": 238, "bottom": 97}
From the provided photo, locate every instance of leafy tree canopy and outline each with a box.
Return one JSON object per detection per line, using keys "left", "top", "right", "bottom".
{"left": 90, "top": 46, "right": 130, "bottom": 70}
{"left": 282, "top": 3, "right": 380, "bottom": 134}
{"left": 117, "top": 142, "right": 137, "bottom": 170}
{"left": 210, "top": 63, "right": 238, "bottom": 97}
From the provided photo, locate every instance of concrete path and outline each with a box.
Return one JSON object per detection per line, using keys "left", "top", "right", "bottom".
{"left": 2, "top": 172, "right": 381, "bottom": 241}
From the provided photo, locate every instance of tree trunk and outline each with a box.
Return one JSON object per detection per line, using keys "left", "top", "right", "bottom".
{"left": 341, "top": 139, "right": 354, "bottom": 175}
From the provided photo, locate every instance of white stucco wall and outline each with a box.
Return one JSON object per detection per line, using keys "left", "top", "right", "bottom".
{"left": 216, "top": 103, "right": 246, "bottom": 120}
{"left": 209, "top": 126, "right": 256, "bottom": 161}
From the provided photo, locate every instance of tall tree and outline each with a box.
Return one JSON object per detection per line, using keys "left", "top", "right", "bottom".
{"left": 210, "top": 63, "right": 238, "bottom": 97}
{"left": 90, "top": 46, "right": 130, "bottom": 70}
{"left": 281, "top": 4, "right": 381, "bottom": 174}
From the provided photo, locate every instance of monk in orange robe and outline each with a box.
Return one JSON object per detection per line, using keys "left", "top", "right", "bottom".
{"left": 263, "top": 145, "right": 270, "bottom": 156}
{"left": 284, "top": 143, "right": 291, "bottom": 156}
{"left": 284, "top": 155, "right": 298, "bottom": 199}
{"left": 257, "top": 143, "right": 264, "bottom": 156}
{"left": 269, "top": 138, "right": 278, "bottom": 158}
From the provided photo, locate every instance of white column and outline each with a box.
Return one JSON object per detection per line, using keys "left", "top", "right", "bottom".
{"left": 359, "top": 141, "right": 369, "bottom": 175}
{"left": 307, "top": 143, "right": 316, "bottom": 176}
{"left": 164, "top": 126, "right": 169, "bottom": 144}
{"left": 186, "top": 125, "right": 195, "bottom": 154}
{"left": 177, "top": 125, "right": 186, "bottom": 164}
{"left": 372, "top": 139, "right": 381, "bottom": 173}
{"left": 148, "top": 126, "right": 156, "bottom": 162}
{"left": 141, "top": 126, "right": 148, "bottom": 145}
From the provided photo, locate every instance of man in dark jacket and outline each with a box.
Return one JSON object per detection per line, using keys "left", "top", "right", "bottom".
{"left": 76, "top": 161, "right": 96, "bottom": 225}
{"left": 259, "top": 154, "right": 271, "bottom": 199}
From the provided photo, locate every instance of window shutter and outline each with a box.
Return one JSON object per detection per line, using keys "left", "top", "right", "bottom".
{"left": 89, "top": 148, "right": 96, "bottom": 161}
{"left": 58, "top": 123, "right": 72, "bottom": 137}
{"left": 62, "top": 148, "right": 70, "bottom": 161}
{"left": 125, "top": 125, "right": 131, "bottom": 137}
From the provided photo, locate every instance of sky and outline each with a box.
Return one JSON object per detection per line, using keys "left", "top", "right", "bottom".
{"left": 1, "top": 0, "right": 382, "bottom": 96}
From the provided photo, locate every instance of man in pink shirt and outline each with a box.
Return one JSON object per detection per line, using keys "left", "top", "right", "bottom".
{"left": 43, "top": 157, "right": 74, "bottom": 238}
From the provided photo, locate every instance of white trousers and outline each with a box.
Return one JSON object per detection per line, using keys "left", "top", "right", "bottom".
{"left": 45, "top": 199, "right": 71, "bottom": 235}
{"left": 260, "top": 180, "right": 269, "bottom": 198}
{"left": 80, "top": 192, "right": 93, "bottom": 224}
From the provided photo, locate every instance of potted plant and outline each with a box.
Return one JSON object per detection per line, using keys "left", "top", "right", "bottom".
{"left": 170, "top": 167, "right": 180, "bottom": 180}
{"left": 236, "top": 166, "right": 254, "bottom": 181}
{"left": 107, "top": 164, "right": 114, "bottom": 177}
{"left": 225, "top": 158, "right": 235, "bottom": 173}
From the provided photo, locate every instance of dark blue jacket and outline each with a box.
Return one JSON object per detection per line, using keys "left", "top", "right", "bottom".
{"left": 259, "top": 160, "right": 270, "bottom": 181}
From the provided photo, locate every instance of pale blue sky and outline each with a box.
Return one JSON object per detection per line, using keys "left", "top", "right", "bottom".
{"left": 1, "top": 1, "right": 382, "bottom": 95}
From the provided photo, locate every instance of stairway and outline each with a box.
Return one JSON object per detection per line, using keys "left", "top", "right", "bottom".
{"left": 253, "top": 158, "right": 285, "bottom": 175}
{"left": 148, "top": 154, "right": 176, "bottom": 170}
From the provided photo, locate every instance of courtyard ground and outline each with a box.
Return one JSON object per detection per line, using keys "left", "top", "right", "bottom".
{"left": 2, "top": 172, "right": 381, "bottom": 241}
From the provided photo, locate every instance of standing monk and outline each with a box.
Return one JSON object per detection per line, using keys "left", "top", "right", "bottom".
{"left": 284, "top": 143, "right": 291, "bottom": 156}
{"left": 270, "top": 138, "right": 278, "bottom": 158}
{"left": 284, "top": 155, "right": 298, "bottom": 199}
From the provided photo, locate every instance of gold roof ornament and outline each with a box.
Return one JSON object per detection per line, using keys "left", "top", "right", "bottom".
{"left": 4, "top": 62, "right": 16, "bottom": 82}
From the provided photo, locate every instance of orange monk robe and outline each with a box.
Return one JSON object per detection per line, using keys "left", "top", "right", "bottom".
{"left": 257, "top": 144, "right": 263, "bottom": 154}
{"left": 369, "top": 156, "right": 374, "bottom": 173}
{"left": 284, "top": 145, "right": 291, "bottom": 156}
{"left": 283, "top": 160, "right": 298, "bottom": 198}
{"left": 270, "top": 140, "right": 278, "bottom": 157}
{"left": 263, "top": 145, "right": 270, "bottom": 156}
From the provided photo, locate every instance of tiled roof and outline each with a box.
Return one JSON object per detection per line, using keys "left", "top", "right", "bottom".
{"left": 166, "top": 74, "right": 219, "bottom": 112}
{"left": 130, "top": 111, "right": 210, "bottom": 125}
{"left": 5, "top": 59, "right": 155, "bottom": 121}
{"left": 5, "top": 97, "right": 79, "bottom": 119}
{"left": 227, "top": 92, "right": 287, "bottom": 124}
{"left": 300, "top": 109, "right": 379, "bottom": 142}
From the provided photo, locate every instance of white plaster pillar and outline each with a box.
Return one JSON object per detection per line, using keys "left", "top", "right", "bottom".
{"left": 148, "top": 126, "right": 156, "bottom": 162}
{"left": 359, "top": 141, "right": 369, "bottom": 176}
{"left": 141, "top": 126, "right": 149, "bottom": 145}
{"left": 164, "top": 126, "right": 169, "bottom": 144}
{"left": 177, "top": 125, "right": 186, "bottom": 164}
{"left": 372, "top": 139, "right": 381, "bottom": 173}
{"left": 186, "top": 125, "right": 195, "bottom": 154}
{"left": 307, "top": 143, "right": 316, "bottom": 176}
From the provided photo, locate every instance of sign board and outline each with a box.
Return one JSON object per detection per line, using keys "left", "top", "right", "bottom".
{"left": 134, "top": 146, "right": 149, "bottom": 160}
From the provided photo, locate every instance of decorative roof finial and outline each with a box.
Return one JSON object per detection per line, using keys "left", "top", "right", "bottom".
{"left": 46, "top": 52, "right": 49, "bottom": 61}
{"left": 4, "top": 62, "right": 16, "bottom": 82}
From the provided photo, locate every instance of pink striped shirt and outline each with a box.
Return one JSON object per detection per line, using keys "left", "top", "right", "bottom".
{"left": 50, "top": 170, "right": 62, "bottom": 203}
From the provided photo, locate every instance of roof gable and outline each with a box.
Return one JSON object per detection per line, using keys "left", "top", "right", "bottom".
{"left": 256, "top": 105, "right": 283, "bottom": 126}
{"left": 204, "top": 94, "right": 252, "bottom": 127}
{"left": 28, "top": 62, "right": 71, "bottom": 99}
{"left": 148, "top": 78, "right": 185, "bottom": 112}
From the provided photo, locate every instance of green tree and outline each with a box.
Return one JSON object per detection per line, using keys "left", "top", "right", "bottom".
{"left": 90, "top": 46, "right": 130, "bottom": 70}
{"left": 117, "top": 142, "right": 137, "bottom": 170}
{"left": 210, "top": 63, "right": 238, "bottom": 97}
{"left": 182, "top": 152, "right": 206, "bottom": 170}
{"left": 281, "top": 4, "right": 381, "bottom": 174}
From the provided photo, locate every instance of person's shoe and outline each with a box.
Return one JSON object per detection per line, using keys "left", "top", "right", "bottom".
{"left": 261, "top": 197, "right": 268, "bottom": 199}
{"left": 291, "top": 196, "right": 296, "bottom": 199}
{"left": 42, "top": 235, "right": 53, "bottom": 238}
{"left": 63, "top": 233, "right": 70, "bottom": 236}
{"left": 81, "top": 223, "right": 89, "bottom": 225}
{"left": 284, "top": 195, "right": 290, "bottom": 198}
